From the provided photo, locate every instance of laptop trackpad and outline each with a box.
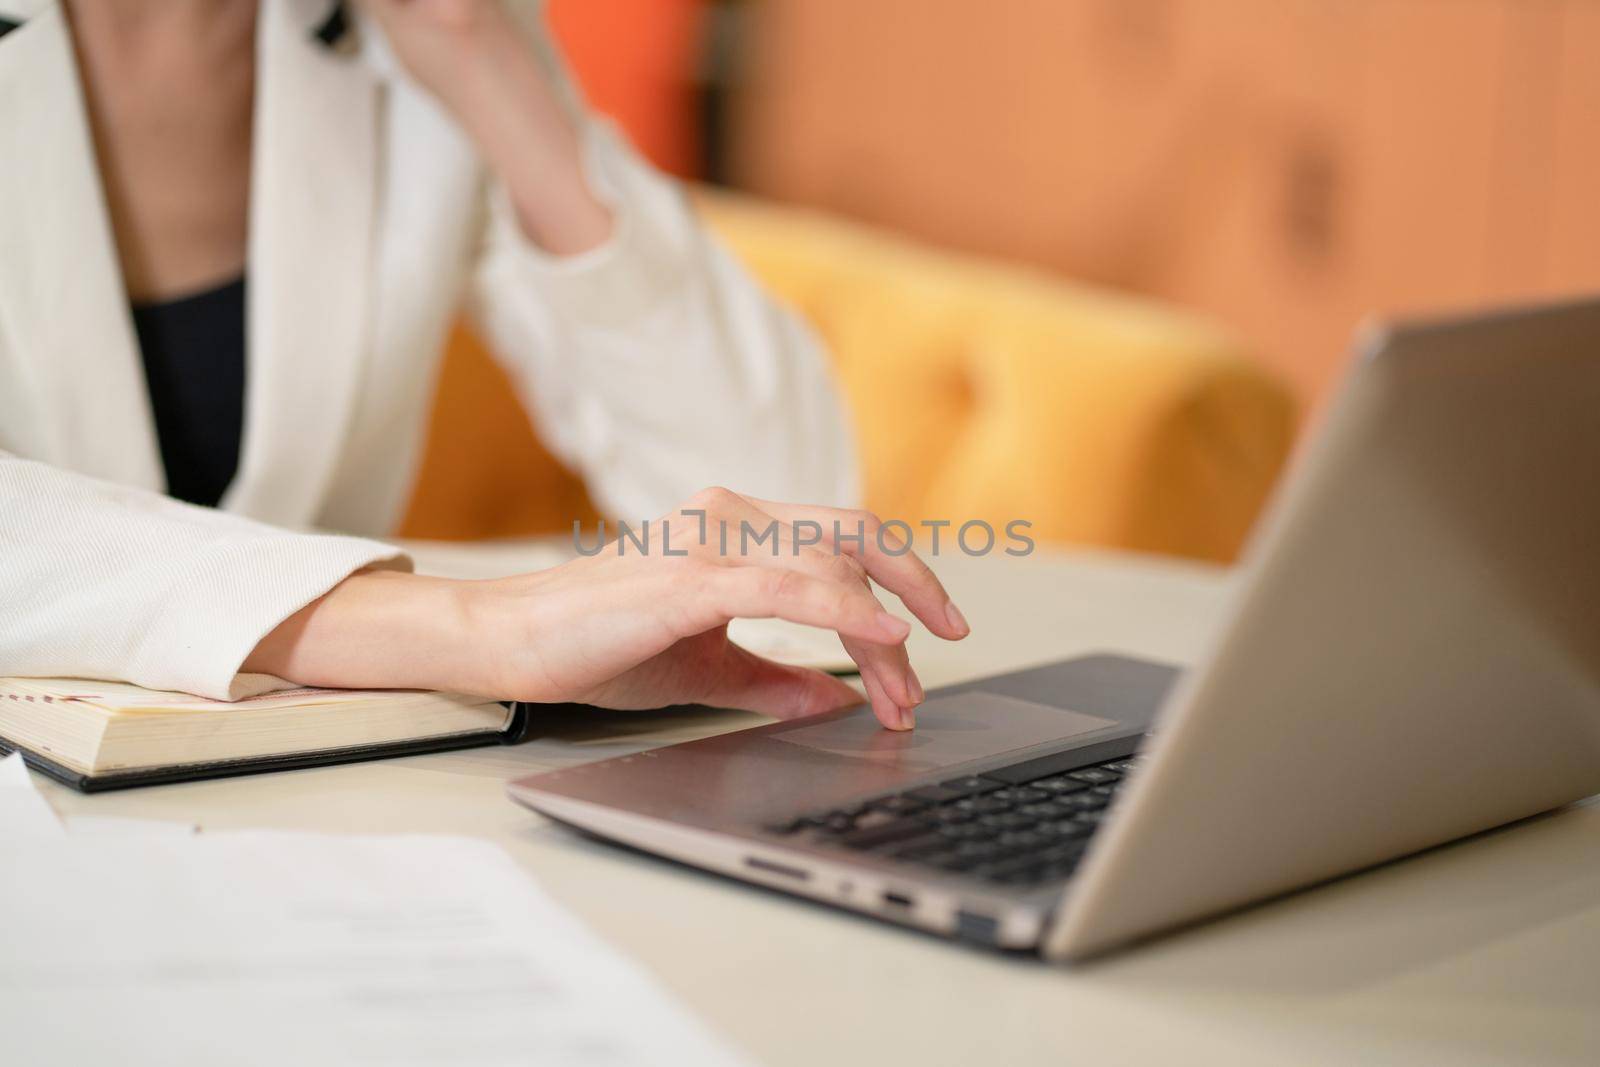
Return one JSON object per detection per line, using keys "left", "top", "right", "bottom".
{"left": 773, "top": 692, "right": 1120, "bottom": 774}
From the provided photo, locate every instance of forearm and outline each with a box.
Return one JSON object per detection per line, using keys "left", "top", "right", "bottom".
{"left": 358, "top": 0, "right": 612, "bottom": 255}
{"left": 1, "top": 453, "right": 408, "bottom": 701}
{"left": 243, "top": 569, "right": 485, "bottom": 695}
{"left": 439, "top": 24, "right": 612, "bottom": 255}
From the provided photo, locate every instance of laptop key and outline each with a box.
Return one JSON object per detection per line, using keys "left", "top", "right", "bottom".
{"left": 1027, "top": 776, "right": 1091, "bottom": 795}
{"left": 977, "top": 837, "right": 1086, "bottom": 883}
{"left": 974, "top": 857, "right": 1046, "bottom": 884}
{"left": 928, "top": 851, "right": 988, "bottom": 872}
{"left": 837, "top": 817, "right": 935, "bottom": 850}
{"left": 1067, "top": 767, "right": 1120, "bottom": 785}
{"left": 851, "top": 810, "right": 902, "bottom": 830}
{"left": 1038, "top": 840, "right": 1089, "bottom": 865}
{"left": 989, "top": 787, "right": 1049, "bottom": 805}
{"left": 883, "top": 835, "right": 946, "bottom": 861}
{"left": 954, "top": 840, "right": 1008, "bottom": 861}
{"left": 818, "top": 812, "right": 858, "bottom": 833}
{"left": 870, "top": 795, "right": 929, "bottom": 815}
{"left": 939, "top": 776, "right": 1007, "bottom": 797}
{"left": 1033, "top": 853, "right": 1088, "bottom": 882}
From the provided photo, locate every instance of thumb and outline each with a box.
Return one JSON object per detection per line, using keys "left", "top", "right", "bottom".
{"left": 703, "top": 645, "right": 862, "bottom": 720}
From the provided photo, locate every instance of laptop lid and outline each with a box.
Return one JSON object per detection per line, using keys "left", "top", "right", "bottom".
{"left": 1046, "top": 298, "right": 1600, "bottom": 960}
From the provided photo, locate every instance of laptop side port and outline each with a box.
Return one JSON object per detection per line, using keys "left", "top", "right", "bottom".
{"left": 744, "top": 856, "right": 810, "bottom": 881}
{"left": 882, "top": 890, "right": 915, "bottom": 909}
{"left": 954, "top": 909, "right": 1000, "bottom": 945}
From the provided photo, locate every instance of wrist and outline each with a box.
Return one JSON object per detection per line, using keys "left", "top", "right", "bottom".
{"left": 243, "top": 569, "right": 482, "bottom": 694}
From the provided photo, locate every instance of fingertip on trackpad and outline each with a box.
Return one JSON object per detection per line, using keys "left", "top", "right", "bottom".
{"left": 773, "top": 692, "right": 1119, "bottom": 774}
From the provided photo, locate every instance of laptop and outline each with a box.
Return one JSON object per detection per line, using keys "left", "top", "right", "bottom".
{"left": 508, "top": 298, "right": 1600, "bottom": 960}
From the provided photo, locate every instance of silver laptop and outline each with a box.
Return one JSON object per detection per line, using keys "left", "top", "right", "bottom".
{"left": 508, "top": 298, "right": 1600, "bottom": 960}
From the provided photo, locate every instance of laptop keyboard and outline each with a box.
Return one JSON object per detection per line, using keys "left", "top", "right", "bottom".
{"left": 766, "top": 753, "right": 1141, "bottom": 889}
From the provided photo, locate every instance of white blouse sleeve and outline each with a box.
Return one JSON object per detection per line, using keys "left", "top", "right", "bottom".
{"left": 0, "top": 452, "right": 409, "bottom": 700}
{"left": 462, "top": 16, "right": 859, "bottom": 520}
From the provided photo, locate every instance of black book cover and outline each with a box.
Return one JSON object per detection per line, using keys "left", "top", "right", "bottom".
{"left": 0, "top": 702, "right": 536, "bottom": 793}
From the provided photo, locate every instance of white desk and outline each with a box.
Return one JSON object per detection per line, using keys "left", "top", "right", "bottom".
{"left": 35, "top": 545, "right": 1600, "bottom": 1066}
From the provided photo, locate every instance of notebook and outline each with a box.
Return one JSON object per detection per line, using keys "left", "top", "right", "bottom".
{"left": 0, "top": 677, "right": 532, "bottom": 793}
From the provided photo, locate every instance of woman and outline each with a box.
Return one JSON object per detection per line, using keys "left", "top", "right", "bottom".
{"left": 0, "top": 0, "right": 966, "bottom": 730}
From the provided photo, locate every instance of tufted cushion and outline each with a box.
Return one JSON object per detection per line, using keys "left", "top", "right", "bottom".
{"left": 399, "top": 192, "right": 1295, "bottom": 561}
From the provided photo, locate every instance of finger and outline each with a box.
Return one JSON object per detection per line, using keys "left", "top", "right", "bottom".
{"left": 851, "top": 643, "right": 915, "bottom": 735}
{"left": 698, "top": 566, "right": 912, "bottom": 646}
{"left": 702, "top": 644, "right": 863, "bottom": 719}
{"left": 681, "top": 489, "right": 817, "bottom": 569}
{"left": 679, "top": 491, "right": 867, "bottom": 592}
{"left": 841, "top": 629, "right": 920, "bottom": 713}
{"left": 860, "top": 664, "right": 912, "bottom": 731}
{"left": 739, "top": 544, "right": 921, "bottom": 710}
{"left": 743, "top": 499, "right": 969, "bottom": 641}
{"left": 676, "top": 495, "right": 924, "bottom": 710}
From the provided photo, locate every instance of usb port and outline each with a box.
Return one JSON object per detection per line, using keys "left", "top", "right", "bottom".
{"left": 954, "top": 910, "right": 999, "bottom": 945}
{"left": 744, "top": 856, "right": 810, "bottom": 881}
{"left": 882, "top": 890, "right": 915, "bottom": 909}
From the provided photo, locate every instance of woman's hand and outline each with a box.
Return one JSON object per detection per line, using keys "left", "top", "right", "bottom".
{"left": 245, "top": 489, "right": 970, "bottom": 730}
{"left": 353, "top": 0, "right": 613, "bottom": 255}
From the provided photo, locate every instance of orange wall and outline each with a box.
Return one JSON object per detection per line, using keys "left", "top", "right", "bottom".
{"left": 546, "top": 0, "right": 707, "bottom": 178}
{"left": 728, "top": 0, "right": 1600, "bottom": 409}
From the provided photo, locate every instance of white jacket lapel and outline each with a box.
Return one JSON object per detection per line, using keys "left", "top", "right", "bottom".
{"left": 225, "top": 0, "right": 380, "bottom": 527}
{"left": 0, "top": 4, "right": 164, "bottom": 491}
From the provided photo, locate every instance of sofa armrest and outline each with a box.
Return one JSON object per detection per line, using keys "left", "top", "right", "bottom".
{"left": 699, "top": 190, "right": 1296, "bottom": 562}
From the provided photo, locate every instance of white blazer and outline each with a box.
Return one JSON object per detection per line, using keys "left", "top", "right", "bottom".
{"left": 0, "top": 0, "right": 857, "bottom": 699}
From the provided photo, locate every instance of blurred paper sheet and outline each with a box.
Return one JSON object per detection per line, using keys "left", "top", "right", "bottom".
{"left": 60, "top": 814, "right": 198, "bottom": 837}
{"left": 0, "top": 832, "right": 748, "bottom": 1066}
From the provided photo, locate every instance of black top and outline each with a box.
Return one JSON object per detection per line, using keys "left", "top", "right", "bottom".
{"left": 130, "top": 276, "right": 247, "bottom": 508}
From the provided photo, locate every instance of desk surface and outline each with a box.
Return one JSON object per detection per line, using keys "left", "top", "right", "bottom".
{"left": 36, "top": 544, "right": 1600, "bottom": 1066}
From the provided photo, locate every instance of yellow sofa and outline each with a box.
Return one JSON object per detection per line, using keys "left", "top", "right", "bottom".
{"left": 399, "top": 193, "right": 1296, "bottom": 563}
